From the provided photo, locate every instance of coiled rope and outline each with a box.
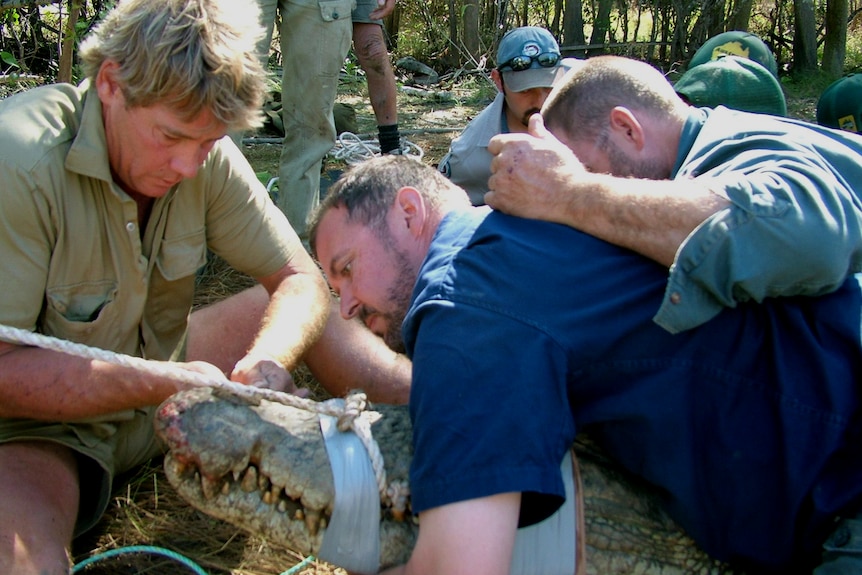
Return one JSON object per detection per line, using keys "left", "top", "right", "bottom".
{"left": 328, "top": 132, "right": 424, "bottom": 165}
{"left": 0, "top": 324, "right": 392, "bottom": 506}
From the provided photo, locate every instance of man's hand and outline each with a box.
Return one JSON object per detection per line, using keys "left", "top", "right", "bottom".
{"left": 486, "top": 114, "right": 585, "bottom": 225}
{"left": 369, "top": 0, "right": 396, "bottom": 20}
{"left": 230, "top": 353, "right": 306, "bottom": 395}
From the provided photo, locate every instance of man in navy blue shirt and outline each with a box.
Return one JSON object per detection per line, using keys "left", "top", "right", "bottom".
{"left": 309, "top": 156, "right": 862, "bottom": 575}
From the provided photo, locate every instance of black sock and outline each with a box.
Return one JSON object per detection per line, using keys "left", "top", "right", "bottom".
{"left": 378, "top": 124, "right": 401, "bottom": 154}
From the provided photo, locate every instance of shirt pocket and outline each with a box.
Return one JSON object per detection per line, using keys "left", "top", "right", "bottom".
{"left": 43, "top": 279, "right": 119, "bottom": 339}
{"left": 45, "top": 279, "right": 118, "bottom": 323}
{"left": 318, "top": 0, "right": 352, "bottom": 22}
{"left": 155, "top": 229, "right": 207, "bottom": 282}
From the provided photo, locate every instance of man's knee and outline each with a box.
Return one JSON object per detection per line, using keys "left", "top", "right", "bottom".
{"left": 353, "top": 24, "right": 388, "bottom": 71}
{"left": 188, "top": 285, "right": 269, "bottom": 372}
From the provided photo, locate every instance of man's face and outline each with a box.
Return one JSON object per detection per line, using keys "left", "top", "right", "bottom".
{"left": 100, "top": 79, "right": 226, "bottom": 199}
{"left": 557, "top": 127, "right": 668, "bottom": 180}
{"left": 315, "top": 205, "right": 418, "bottom": 352}
{"left": 503, "top": 84, "right": 553, "bottom": 128}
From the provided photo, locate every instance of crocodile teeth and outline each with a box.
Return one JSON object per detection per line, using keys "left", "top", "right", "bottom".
{"left": 241, "top": 467, "right": 258, "bottom": 492}
{"left": 201, "top": 475, "right": 220, "bottom": 500}
{"left": 305, "top": 508, "right": 322, "bottom": 536}
{"left": 278, "top": 500, "right": 287, "bottom": 513}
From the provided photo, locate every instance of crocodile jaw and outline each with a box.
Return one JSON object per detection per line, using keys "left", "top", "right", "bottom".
{"left": 154, "top": 387, "right": 416, "bottom": 566}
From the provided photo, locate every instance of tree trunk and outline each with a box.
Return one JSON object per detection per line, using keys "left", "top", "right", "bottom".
{"left": 383, "top": 3, "right": 401, "bottom": 49}
{"left": 588, "top": 0, "right": 613, "bottom": 55}
{"left": 551, "top": 0, "right": 563, "bottom": 37}
{"left": 727, "top": 0, "right": 754, "bottom": 30}
{"left": 821, "top": 0, "right": 848, "bottom": 76}
{"left": 792, "top": 0, "right": 818, "bottom": 73}
{"left": 447, "top": 0, "right": 458, "bottom": 57}
{"left": 462, "top": 0, "right": 480, "bottom": 62}
{"left": 562, "top": 0, "right": 587, "bottom": 56}
{"left": 58, "top": 0, "right": 82, "bottom": 84}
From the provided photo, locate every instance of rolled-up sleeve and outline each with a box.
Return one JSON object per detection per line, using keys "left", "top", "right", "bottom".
{"left": 655, "top": 146, "right": 862, "bottom": 333}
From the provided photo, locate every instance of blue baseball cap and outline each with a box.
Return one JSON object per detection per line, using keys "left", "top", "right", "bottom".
{"left": 496, "top": 26, "right": 568, "bottom": 92}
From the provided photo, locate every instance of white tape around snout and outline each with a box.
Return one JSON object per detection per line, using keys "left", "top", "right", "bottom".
{"left": 318, "top": 408, "right": 381, "bottom": 574}
{"left": 510, "top": 449, "right": 578, "bottom": 575}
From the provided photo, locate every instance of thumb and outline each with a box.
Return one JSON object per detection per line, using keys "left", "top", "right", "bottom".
{"left": 528, "top": 113, "right": 552, "bottom": 140}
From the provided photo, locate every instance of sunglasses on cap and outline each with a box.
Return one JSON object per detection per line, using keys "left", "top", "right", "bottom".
{"left": 497, "top": 52, "right": 561, "bottom": 72}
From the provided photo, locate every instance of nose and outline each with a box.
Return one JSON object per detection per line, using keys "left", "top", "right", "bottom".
{"left": 338, "top": 285, "right": 361, "bottom": 320}
{"left": 170, "top": 143, "right": 206, "bottom": 179}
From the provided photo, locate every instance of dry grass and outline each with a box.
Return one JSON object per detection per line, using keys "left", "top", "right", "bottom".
{"left": 72, "top": 255, "right": 345, "bottom": 575}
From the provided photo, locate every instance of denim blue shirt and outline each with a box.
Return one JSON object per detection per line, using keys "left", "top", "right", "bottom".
{"left": 655, "top": 106, "right": 862, "bottom": 333}
{"left": 404, "top": 207, "right": 862, "bottom": 573}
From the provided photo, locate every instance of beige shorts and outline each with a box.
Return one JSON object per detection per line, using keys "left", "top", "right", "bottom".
{"left": 0, "top": 407, "right": 162, "bottom": 536}
{"left": 352, "top": 0, "right": 383, "bottom": 25}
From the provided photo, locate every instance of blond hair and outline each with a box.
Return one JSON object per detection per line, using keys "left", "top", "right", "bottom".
{"left": 79, "top": 0, "right": 266, "bottom": 132}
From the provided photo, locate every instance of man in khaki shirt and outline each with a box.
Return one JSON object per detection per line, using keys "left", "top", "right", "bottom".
{"left": 0, "top": 1, "right": 408, "bottom": 573}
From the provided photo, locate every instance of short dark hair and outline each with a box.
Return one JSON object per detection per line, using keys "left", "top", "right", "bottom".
{"left": 308, "top": 156, "right": 468, "bottom": 257}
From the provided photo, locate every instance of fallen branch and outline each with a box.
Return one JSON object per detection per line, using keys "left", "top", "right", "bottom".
{"left": 0, "top": 73, "right": 44, "bottom": 84}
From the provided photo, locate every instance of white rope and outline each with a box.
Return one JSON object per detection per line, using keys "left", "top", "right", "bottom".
{"left": 328, "top": 132, "right": 424, "bottom": 165}
{"left": 0, "top": 323, "right": 392, "bottom": 505}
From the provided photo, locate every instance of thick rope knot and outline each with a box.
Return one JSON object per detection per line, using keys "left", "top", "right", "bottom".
{"left": 337, "top": 390, "right": 368, "bottom": 432}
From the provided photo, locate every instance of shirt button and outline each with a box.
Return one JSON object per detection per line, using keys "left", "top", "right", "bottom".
{"left": 670, "top": 292, "right": 682, "bottom": 304}
{"left": 126, "top": 221, "right": 136, "bottom": 232}
{"left": 332, "top": 11, "right": 340, "bottom": 18}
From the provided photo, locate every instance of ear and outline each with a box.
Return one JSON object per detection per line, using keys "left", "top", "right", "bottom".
{"left": 95, "top": 60, "right": 124, "bottom": 106}
{"left": 490, "top": 69, "right": 504, "bottom": 93}
{"left": 608, "top": 106, "right": 646, "bottom": 151}
{"left": 392, "top": 186, "right": 426, "bottom": 239}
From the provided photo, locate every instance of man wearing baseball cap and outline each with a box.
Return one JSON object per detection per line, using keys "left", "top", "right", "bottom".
{"left": 438, "top": 26, "right": 580, "bottom": 204}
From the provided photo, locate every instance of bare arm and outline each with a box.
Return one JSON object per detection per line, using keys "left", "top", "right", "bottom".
{"left": 0, "top": 339, "right": 224, "bottom": 420}
{"left": 485, "top": 114, "right": 729, "bottom": 267}
{"left": 380, "top": 493, "right": 521, "bottom": 575}
{"left": 304, "top": 298, "right": 411, "bottom": 405}
{"left": 230, "top": 250, "right": 330, "bottom": 388}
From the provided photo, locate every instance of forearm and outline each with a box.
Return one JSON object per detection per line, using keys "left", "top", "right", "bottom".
{"left": 0, "top": 342, "right": 184, "bottom": 420}
{"left": 559, "top": 174, "right": 729, "bottom": 267}
{"left": 249, "top": 268, "right": 330, "bottom": 371}
{"left": 304, "top": 299, "right": 411, "bottom": 404}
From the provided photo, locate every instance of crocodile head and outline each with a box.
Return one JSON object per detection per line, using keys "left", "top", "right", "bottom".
{"left": 154, "top": 387, "right": 416, "bottom": 567}
{"left": 155, "top": 387, "right": 737, "bottom": 575}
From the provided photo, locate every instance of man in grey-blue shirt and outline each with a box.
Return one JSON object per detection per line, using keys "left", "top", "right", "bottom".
{"left": 487, "top": 55, "right": 862, "bottom": 334}
{"left": 438, "top": 27, "right": 578, "bottom": 205}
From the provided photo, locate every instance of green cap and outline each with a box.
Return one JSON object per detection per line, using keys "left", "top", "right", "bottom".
{"left": 816, "top": 74, "right": 862, "bottom": 133}
{"left": 674, "top": 55, "right": 787, "bottom": 116}
{"left": 689, "top": 31, "right": 778, "bottom": 79}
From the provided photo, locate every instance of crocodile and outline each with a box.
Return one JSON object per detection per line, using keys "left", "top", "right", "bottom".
{"left": 154, "top": 387, "right": 740, "bottom": 574}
